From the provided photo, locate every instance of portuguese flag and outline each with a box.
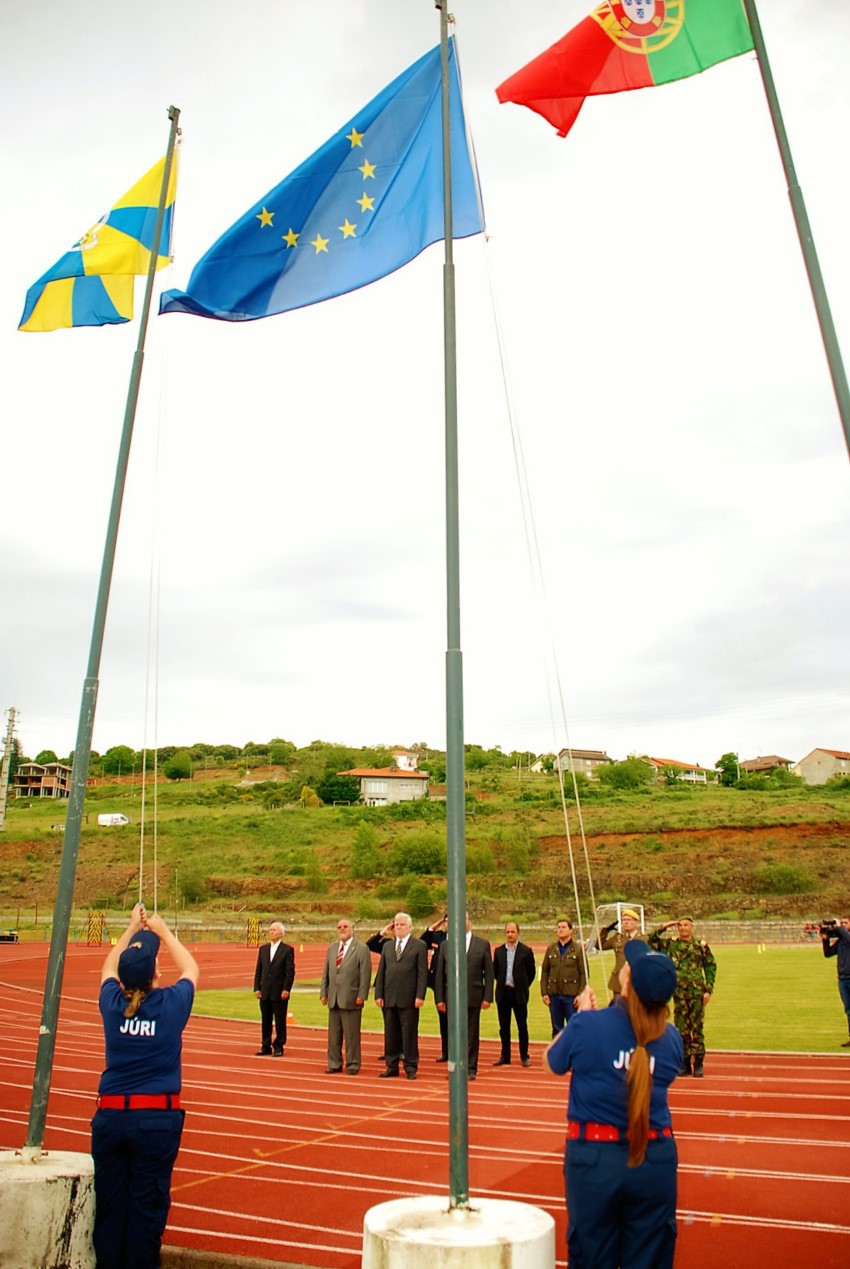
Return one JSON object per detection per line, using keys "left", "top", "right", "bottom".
{"left": 496, "top": 0, "right": 754, "bottom": 138}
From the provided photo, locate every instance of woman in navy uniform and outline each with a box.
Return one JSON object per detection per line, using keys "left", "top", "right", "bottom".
{"left": 91, "top": 902, "right": 199, "bottom": 1268}
{"left": 546, "top": 939, "right": 682, "bottom": 1269}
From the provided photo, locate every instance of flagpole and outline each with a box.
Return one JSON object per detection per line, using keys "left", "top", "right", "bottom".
{"left": 437, "top": 4, "right": 471, "bottom": 1210}
{"left": 742, "top": 0, "right": 850, "bottom": 460}
{"left": 23, "top": 105, "right": 181, "bottom": 1158}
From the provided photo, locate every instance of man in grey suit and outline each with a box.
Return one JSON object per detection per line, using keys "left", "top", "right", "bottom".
{"left": 320, "top": 918, "right": 371, "bottom": 1075}
{"left": 435, "top": 914, "right": 494, "bottom": 1079}
{"left": 374, "top": 912, "right": 428, "bottom": 1081}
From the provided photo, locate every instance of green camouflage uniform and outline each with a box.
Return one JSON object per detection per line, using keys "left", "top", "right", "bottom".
{"left": 648, "top": 927, "right": 716, "bottom": 1064}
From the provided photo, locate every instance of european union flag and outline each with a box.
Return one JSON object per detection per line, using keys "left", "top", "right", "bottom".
{"left": 19, "top": 156, "right": 178, "bottom": 332}
{"left": 159, "top": 40, "right": 483, "bottom": 322}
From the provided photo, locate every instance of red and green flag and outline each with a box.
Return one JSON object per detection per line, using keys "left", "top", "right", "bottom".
{"left": 496, "top": 0, "right": 754, "bottom": 138}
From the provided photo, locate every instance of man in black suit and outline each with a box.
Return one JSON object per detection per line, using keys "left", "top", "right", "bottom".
{"left": 435, "top": 914, "right": 494, "bottom": 1080}
{"left": 492, "top": 921, "right": 536, "bottom": 1068}
{"left": 253, "top": 920, "right": 295, "bottom": 1056}
{"left": 420, "top": 913, "right": 449, "bottom": 1061}
{"left": 374, "top": 912, "right": 428, "bottom": 1081}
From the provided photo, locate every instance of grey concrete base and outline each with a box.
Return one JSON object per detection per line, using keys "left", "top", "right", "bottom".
{"left": 0, "top": 1150, "right": 95, "bottom": 1269}
{"left": 363, "top": 1195, "right": 555, "bottom": 1267}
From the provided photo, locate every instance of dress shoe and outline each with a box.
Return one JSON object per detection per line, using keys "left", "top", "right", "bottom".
{"left": 842, "top": 1038, "right": 850, "bottom": 1047}
{"left": 435, "top": 1056, "right": 449, "bottom": 1063}
{"left": 406, "top": 1071, "right": 417, "bottom": 1081}
{"left": 468, "top": 1071, "right": 477, "bottom": 1081}
{"left": 272, "top": 1049, "right": 284, "bottom": 1057}
{"left": 379, "top": 1069, "right": 399, "bottom": 1079}
{"left": 678, "top": 1061, "right": 691, "bottom": 1077}
{"left": 521, "top": 1058, "right": 532, "bottom": 1068}
{"left": 493, "top": 1059, "right": 510, "bottom": 1067}
{"left": 324, "top": 1067, "right": 342, "bottom": 1074}
{"left": 255, "top": 1049, "right": 273, "bottom": 1056}
{"left": 346, "top": 1068, "right": 360, "bottom": 1076}
{"left": 693, "top": 1062, "right": 704, "bottom": 1078}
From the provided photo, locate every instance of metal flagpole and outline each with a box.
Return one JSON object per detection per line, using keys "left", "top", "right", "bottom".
{"left": 438, "top": 2, "right": 470, "bottom": 1208}
{"left": 23, "top": 105, "right": 181, "bottom": 1157}
{"left": 742, "top": 0, "right": 850, "bottom": 461}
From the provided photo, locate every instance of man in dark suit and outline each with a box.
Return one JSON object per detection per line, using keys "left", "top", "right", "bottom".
{"left": 320, "top": 918, "right": 371, "bottom": 1075}
{"left": 253, "top": 920, "right": 295, "bottom": 1056}
{"left": 420, "top": 913, "right": 449, "bottom": 1061}
{"left": 493, "top": 921, "right": 536, "bottom": 1067}
{"left": 435, "top": 914, "right": 494, "bottom": 1080}
{"left": 374, "top": 912, "right": 428, "bottom": 1081}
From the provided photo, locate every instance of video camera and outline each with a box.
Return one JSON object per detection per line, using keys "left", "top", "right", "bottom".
{"left": 820, "top": 919, "right": 840, "bottom": 939}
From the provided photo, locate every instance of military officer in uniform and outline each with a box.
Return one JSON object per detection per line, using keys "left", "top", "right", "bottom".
{"left": 648, "top": 915, "right": 716, "bottom": 1077}
{"left": 598, "top": 908, "right": 648, "bottom": 1000}
{"left": 541, "top": 918, "right": 588, "bottom": 1037}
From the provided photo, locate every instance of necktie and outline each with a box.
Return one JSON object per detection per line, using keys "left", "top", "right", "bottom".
{"left": 336, "top": 943, "right": 344, "bottom": 968}
{"left": 395, "top": 939, "right": 403, "bottom": 960}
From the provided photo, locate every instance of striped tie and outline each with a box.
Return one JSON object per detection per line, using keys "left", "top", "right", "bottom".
{"left": 395, "top": 939, "right": 403, "bottom": 961}
{"left": 336, "top": 943, "right": 344, "bottom": 968}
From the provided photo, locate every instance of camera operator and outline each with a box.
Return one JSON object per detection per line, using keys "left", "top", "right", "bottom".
{"left": 821, "top": 917, "right": 850, "bottom": 1047}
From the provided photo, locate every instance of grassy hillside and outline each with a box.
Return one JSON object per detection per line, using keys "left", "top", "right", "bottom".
{"left": 2, "top": 769, "right": 848, "bottom": 927}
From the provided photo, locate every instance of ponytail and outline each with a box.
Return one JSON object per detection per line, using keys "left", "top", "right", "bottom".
{"left": 624, "top": 990, "right": 668, "bottom": 1166}
{"left": 122, "top": 982, "right": 152, "bottom": 1019}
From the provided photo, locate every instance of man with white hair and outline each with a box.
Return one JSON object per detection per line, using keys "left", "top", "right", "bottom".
{"left": 374, "top": 912, "right": 428, "bottom": 1081}
{"left": 253, "top": 920, "right": 295, "bottom": 1056}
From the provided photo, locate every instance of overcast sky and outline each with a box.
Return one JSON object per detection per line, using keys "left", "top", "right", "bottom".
{"left": 2, "top": 0, "right": 848, "bottom": 770}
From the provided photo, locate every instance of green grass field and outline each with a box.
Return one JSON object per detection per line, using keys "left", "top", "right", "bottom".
{"left": 193, "top": 943, "right": 850, "bottom": 1054}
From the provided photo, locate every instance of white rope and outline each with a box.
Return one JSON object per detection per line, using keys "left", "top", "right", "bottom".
{"left": 481, "top": 231, "right": 608, "bottom": 994}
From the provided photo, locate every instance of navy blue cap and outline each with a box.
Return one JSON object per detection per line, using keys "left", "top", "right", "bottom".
{"left": 623, "top": 938, "right": 676, "bottom": 1006}
{"left": 118, "top": 929, "right": 160, "bottom": 989}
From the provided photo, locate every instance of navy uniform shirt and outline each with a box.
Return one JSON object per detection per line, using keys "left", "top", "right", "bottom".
{"left": 98, "top": 977, "right": 195, "bottom": 1096}
{"left": 548, "top": 998, "right": 682, "bottom": 1130}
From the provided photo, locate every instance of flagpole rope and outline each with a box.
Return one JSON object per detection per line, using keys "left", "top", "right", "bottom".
{"left": 480, "top": 231, "right": 608, "bottom": 995}
{"left": 137, "top": 158, "right": 181, "bottom": 910}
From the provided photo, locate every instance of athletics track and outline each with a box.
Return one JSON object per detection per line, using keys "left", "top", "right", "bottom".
{"left": 1, "top": 942, "right": 849, "bottom": 1268}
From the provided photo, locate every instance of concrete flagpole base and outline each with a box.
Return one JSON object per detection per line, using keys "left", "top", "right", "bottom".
{"left": 362, "top": 1195, "right": 555, "bottom": 1267}
{"left": 0, "top": 1150, "right": 95, "bottom": 1268}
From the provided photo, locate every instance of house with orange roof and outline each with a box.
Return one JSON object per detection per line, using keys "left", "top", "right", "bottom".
{"left": 793, "top": 748, "right": 850, "bottom": 785}
{"left": 739, "top": 754, "right": 794, "bottom": 775}
{"left": 643, "top": 756, "right": 715, "bottom": 784}
{"left": 338, "top": 764, "right": 430, "bottom": 807}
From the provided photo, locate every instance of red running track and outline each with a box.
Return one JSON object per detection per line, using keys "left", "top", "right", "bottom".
{"left": 2, "top": 942, "right": 849, "bottom": 1267}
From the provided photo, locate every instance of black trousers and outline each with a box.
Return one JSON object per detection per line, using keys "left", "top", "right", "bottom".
{"left": 259, "top": 996, "right": 287, "bottom": 1051}
{"left": 383, "top": 1005, "right": 420, "bottom": 1073}
{"left": 497, "top": 987, "right": 529, "bottom": 1061}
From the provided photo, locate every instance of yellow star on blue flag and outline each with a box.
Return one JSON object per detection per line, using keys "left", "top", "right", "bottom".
{"left": 160, "top": 40, "right": 483, "bottom": 322}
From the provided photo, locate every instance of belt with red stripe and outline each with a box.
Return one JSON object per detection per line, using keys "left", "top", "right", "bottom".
{"left": 97, "top": 1093, "right": 181, "bottom": 1110}
{"left": 567, "top": 1120, "right": 672, "bottom": 1143}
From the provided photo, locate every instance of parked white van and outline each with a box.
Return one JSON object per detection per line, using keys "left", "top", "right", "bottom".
{"left": 97, "top": 813, "right": 131, "bottom": 827}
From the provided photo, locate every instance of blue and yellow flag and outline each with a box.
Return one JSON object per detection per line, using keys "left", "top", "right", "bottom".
{"left": 19, "top": 156, "right": 178, "bottom": 332}
{"left": 159, "top": 40, "right": 483, "bottom": 322}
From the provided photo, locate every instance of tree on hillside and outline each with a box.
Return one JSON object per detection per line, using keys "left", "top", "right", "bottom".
{"left": 213, "top": 744, "right": 240, "bottom": 764}
{"left": 35, "top": 749, "right": 58, "bottom": 765}
{"left": 715, "top": 753, "right": 739, "bottom": 786}
{"left": 8, "top": 738, "right": 23, "bottom": 781}
{"left": 350, "top": 820, "right": 381, "bottom": 880}
{"left": 163, "top": 750, "right": 192, "bottom": 781}
{"left": 269, "top": 738, "right": 296, "bottom": 764}
{"left": 101, "top": 745, "right": 136, "bottom": 776}
{"left": 597, "top": 757, "right": 654, "bottom": 790}
{"left": 317, "top": 771, "right": 361, "bottom": 804}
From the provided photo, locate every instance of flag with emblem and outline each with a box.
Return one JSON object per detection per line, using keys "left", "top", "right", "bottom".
{"left": 159, "top": 39, "right": 483, "bottom": 322}
{"left": 19, "top": 157, "right": 178, "bottom": 332}
{"left": 496, "top": 0, "right": 754, "bottom": 138}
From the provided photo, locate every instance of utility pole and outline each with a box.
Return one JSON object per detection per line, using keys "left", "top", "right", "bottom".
{"left": 0, "top": 707, "right": 17, "bottom": 833}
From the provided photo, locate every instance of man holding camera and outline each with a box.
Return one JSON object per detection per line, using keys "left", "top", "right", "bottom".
{"left": 821, "top": 917, "right": 850, "bottom": 1046}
